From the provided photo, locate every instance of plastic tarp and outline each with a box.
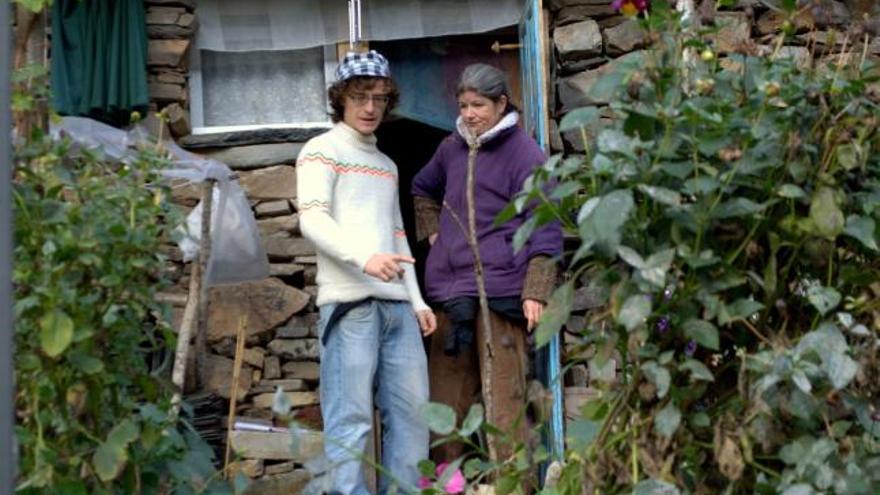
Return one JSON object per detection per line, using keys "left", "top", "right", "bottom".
{"left": 51, "top": 116, "right": 270, "bottom": 286}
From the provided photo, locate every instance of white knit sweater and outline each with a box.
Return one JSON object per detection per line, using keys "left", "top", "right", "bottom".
{"left": 296, "top": 122, "right": 429, "bottom": 312}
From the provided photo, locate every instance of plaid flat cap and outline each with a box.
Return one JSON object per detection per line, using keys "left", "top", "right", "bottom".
{"left": 335, "top": 50, "right": 391, "bottom": 81}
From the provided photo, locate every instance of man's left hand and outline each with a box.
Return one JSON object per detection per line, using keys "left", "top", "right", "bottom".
{"left": 416, "top": 309, "right": 437, "bottom": 336}
{"left": 523, "top": 299, "right": 544, "bottom": 332}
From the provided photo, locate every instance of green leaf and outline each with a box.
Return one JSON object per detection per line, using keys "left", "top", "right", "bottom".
{"left": 93, "top": 419, "right": 140, "bottom": 482}
{"left": 642, "top": 361, "right": 670, "bottom": 399}
{"left": 559, "top": 106, "right": 601, "bottom": 133}
{"left": 806, "top": 285, "right": 841, "bottom": 316}
{"left": 68, "top": 352, "right": 105, "bottom": 375}
{"left": 459, "top": 404, "right": 484, "bottom": 437}
{"left": 39, "top": 309, "right": 74, "bottom": 358}
{"left": 535, "top": 282, "right": 574, "bottom": 348}
{"left": 418, "top": 459, "right": 436, "bottom": 477}
{"left": 633, "top": 479, "right": 681, "bottom": 495}
{"left": 843, "top": 215, "right": 878, "bottom": 251}
{"left": 791, "top": 369, "right": 812, "bottom": 393}
{"left": 567, "top": 419, "right": 600, "bottom": 451}
{"left": 719, "top": 298, "right": 764, "bottom": 326}
{"left": 713, "top": 198, "right": 767, "bottom": 219}
{"left": 640, "top": 248, "right": 676, "bottom": 288}
{"left": 637, "top": 184, "right": 681, "bottom": 207}
{"left": 618, "top": 294, "right": 652, "bottom": 331}
{"left": 778, "top": 184, "right": 807, "bottom": 199}
{"left": 617, "top": 246, "right": 645, "bottom": 268}
{"left": 680, "top": 359, "right": 714, "bottom": 381}
{"left": 579, "top": 189, "right": 635, "bottom": 256}
{"left": 654, "top": 402, "right": 682, "bottom": 438}
{"left": 423, "top": 402, "right": 457, "bottom": 435}
{"left": 809, "top": 186, "right": 844, "bottom": 239}
{"left": 683, "top": 319, "right": 719, "bottom": 350}
{"left": 512, "top": 215, "right": 539, "bottom": 253}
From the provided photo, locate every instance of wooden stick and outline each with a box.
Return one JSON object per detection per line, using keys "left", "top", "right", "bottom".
{"left": 169, "top": 262, "right": 200, "bottom": 418}
{"left": 195, "top": 180, "right": 214, "bottom": 389}
{"left": 224, "top": 313, "right": 249, "bottom": 478}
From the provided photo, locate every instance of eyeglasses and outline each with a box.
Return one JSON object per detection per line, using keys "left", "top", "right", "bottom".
{"left": 348, "top": 93, "right": 391, "bottom": 107}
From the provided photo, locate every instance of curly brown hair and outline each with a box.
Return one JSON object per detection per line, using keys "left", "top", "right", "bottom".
{"left": 327, "top": 76, "right": 400, "bottom": 123}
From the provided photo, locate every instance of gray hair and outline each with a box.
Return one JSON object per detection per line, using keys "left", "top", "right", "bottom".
{"left": 456, "top": 64, "right": 517, "bottom": 112}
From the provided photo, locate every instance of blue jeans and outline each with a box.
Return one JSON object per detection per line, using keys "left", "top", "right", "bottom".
{"left": 318, "top": 299, "right": 430, "bottom": 495}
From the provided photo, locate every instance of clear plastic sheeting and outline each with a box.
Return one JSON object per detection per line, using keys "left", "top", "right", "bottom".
{"left": 50, "top": 116, "right": 270, "bottom": 286}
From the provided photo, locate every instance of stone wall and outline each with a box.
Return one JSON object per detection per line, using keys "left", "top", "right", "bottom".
{"left": 144, "top": 2, "right": 327, "bottom": 492}
{"left": 145, "top": 0, "right": 195, "bottom": 138}
{"left": 546, "top": 0, "right": 879, "bottom": 406}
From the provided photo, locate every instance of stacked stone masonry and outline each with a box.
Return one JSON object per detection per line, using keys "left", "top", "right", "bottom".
{"left": 147, "top": 0, "right": 880, "bottom": 491}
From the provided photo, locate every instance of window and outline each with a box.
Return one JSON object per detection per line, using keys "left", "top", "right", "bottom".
{"left": 189, "top": 45, "right": 336, "bottom": 134}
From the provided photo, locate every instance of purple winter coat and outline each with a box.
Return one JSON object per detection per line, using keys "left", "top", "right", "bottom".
{"left": 412, "top": 122, "right": 563, "bottom": 303}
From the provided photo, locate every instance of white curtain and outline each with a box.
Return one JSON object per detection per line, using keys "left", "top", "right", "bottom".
{"left": 196, "top": 0, "right": 523, "bottom": 52}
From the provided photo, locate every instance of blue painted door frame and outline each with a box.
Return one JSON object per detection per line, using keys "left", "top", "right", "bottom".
{"left": 519, "top": 0, "right": 566, "bottom": 462}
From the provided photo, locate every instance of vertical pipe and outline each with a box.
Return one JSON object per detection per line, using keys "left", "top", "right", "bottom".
{"left": 1, "top": 1, "right": 15, "bottom": 492}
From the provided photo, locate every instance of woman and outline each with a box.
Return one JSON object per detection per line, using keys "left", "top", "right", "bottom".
{"left": 411, "top": 64, "right": 563, "bottom": 462}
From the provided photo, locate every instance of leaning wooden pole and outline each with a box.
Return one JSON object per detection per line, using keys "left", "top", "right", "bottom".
{"left": 169, "top": 261, "right": 201, "bottom": 417}
{"left": 195, "top": 180, "right": 214, "bottom": 388}
{"left": 224, "top": 313, "right": 249, "bottom": 477}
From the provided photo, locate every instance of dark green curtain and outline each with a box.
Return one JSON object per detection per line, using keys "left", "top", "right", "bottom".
{"left": 51, "top": 0, "right": 149, "bottom": 126}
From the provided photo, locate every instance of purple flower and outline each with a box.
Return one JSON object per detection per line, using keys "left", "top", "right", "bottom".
{"left": 685, "top": 340, "right": 697, "bottom": 357}
{"left": 655, "top": 316, "right": 670, "bottom": 333}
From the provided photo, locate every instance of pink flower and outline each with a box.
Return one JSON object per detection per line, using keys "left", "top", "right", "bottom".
{"left": 419, "top": 462, "right": 466, "bottom": 494}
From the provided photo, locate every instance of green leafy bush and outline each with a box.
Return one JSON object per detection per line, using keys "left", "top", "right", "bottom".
{"left": 509, "top": 3, "right": 880, "bottom": 494}
{"left": 13, "top": 134, "right": 230, "bottom": 494}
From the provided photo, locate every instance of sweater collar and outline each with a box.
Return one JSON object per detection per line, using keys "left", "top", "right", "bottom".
{"left": 335, "top": 121, "right": 378, "bottom": 151}
{"left": 455, "top": 111, "right": 519, "bottom": 148}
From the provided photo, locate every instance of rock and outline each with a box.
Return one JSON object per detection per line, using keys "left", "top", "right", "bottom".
{"left": 257, "top": 214, "right": 299, "bottom": 236}
{"left": 148, "top": 39, "right": 190, "bottom": 68}
{"left": 569, "top": 364, "right": 589, "bottom": 387}
{"left": 146, "top": 6, "right": 186, "bottom": 25}
{"left": 303, "top": 266, "right": 317, "bottom": 285}
{"left": 263, "top": 356, "right": 281, "bottom": 380}
{"left": 230, "top": 430, "right": 323, "bottom": 461}
{"left": 598, "top": 15, "right": 628, "bottom": 29}
{"left": 572, "top": 285, "right": 607, "bottom": 311}
{"left": 264, "top": 461, "right": 296, "bottom": 476}
{"left": 228, "top": 459, "right": 264, "bottom": 478}
{"left": 203, "top": 143, "right": 304, "bottom": 170}
{"left": 203, "top": 354, "right": 253, "bottom": 400}
{"left": 276, "top": 314, "right": 317, "bottom": 339}
{"left": 604, "top": 19, "right": 647, "bottom": 56}
{"left": 243, "top": 469, "right": 312, "bottom": 495}
{"left": 771, "top": 45, "right": 812, "bottom": 70}
{"left": 148, "top": 24, "right": 197, "bottom": 39}
{"left": 549, "top": 0, "right": 610, "bottom": 10}
{"left": 294, "top": 255, "right": 318, "bottom": 264}
{"left": 556, "top": 5, "right": 616, "bottom": 26}
{"left": 250, "top": 379, "right": 308, "bottom": 395}
{"left": 549, "top": 119, "right": 564, "bottom": 153}
{"left": 238, "top": 165, "right": 296, "bottom": 200}
{"left": 269, "top": 263, "right": 305, "bottom": 277}
{"left": 153, "top": 71, "right": 186, "bottom": 85}
{"left": 282, "top": 361, "right": 320, "bottom": 381}
{"left": 712, "top": 12, "right": 750, "bottom": 54}
{"left": 179, "top": 127, "right": 327, "bottom": 149}
{"left": 208, "top": 278, "right": 310, "bottom": 342}
{"left": 255, "top": 200, "right": 292, "bottom": 217}
{"left": 558, "top": 56, "right": 606, "bottom": 76}
{"left": 145, "top": 0, "right": 195, "bottom": 11}
{"left": 252, "top": 391, "right": 319, "bottom": 409}
{"left": 554, "top": 20, "right": 602, "bottom": 61}
{"left": 566, "top": 314, "right": 586, "bottom": 333}
{"left": 268, "top": 339, "right": 320, "bottom": 360}
{"left": 557, "top": 51, "right": 645, "bottom": 111}
{"left": 244, "top": 347, "right": 265, "bottom": 369}
{"left": 263, "top": 234, "right": 316, "bottom": 260}
{"left": 148, "top": 82, "right": 186, "bottom": 103}
{"left": 756, "top": 10, "right": 815, "bottom": 35}
{"left": 164, "top": 102, "right": 191, "bottom": 138}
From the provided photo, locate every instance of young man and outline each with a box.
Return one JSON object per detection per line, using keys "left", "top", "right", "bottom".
{"left": 296, "top": 50, "right": 436, "bottom": 495}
